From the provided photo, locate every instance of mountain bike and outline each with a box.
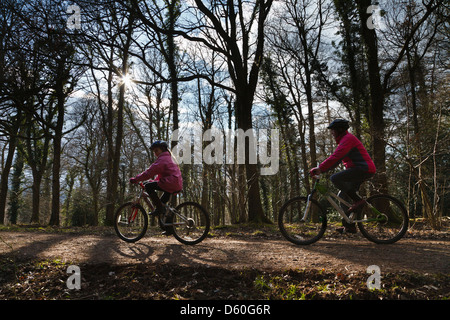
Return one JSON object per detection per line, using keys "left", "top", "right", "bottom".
{"left": 278, "top": 174, "right": 408, "bottom": 245}
{"left": 114, "top": 182, "right": 210, "bottom": 245}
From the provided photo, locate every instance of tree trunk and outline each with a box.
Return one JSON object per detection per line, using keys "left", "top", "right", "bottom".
{"left": 105, "top": 77, "right": 126, "bottom": 225}
{"left": 27, "top": 125, "right": 50, "bottom": 225}
{"left": 357, "top": 0, "right": 388, "bottom": 193}
{"left": 30, "top": 181, "right": 40, "bottom": 224}
{"left": 8, "top": 144, "right": 24, "bottom": 224}
{"left": 304, "top": 64, "right": 317, "bottom": 167}
{"left": 235, "top": 93, "right": 269, "bottom": 223}
{"left": 166, "top": 0, "right": 180, "bottom": 140}
{"left": 0, "top": 134, "right": 18, "bottom": 224}
{"left": 49, "top": 65, "right": 67, "bottom": 226}
{"left": 104, "top": 49, "right": 116, "bottom": 226}
{"left": 104, "top": 14, "right": 134, "bottom": 225}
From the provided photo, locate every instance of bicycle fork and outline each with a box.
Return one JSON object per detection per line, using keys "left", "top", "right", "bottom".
{"left": 301, "top": 192, "right": 320, "bottom": 222}
{"left": 129, "top": 207, "right": 138, "bottom": 223}
{"left": 301, "top": 195, "right": 313, "bottom": 222}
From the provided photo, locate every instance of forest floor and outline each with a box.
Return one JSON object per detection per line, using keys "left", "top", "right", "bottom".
{"left": 0, "top": 219, "right": 449, "bottom": 300}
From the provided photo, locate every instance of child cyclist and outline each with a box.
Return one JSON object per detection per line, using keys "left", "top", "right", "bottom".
{"left": 129, "top": 140, "right": 183, "bottom": 235}
{"left": 309, "top": 119, "right": 376, "bottom": 234}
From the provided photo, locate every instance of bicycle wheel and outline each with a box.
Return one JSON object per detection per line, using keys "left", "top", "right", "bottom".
{"left": 357, "top": 194, "right": 408, "bottom": 244}
{"left": 171, "top": 202, "right": 210, "bottom": 245}
{"left": 278, "top": 196, "right": 327, "bottom": 245}
{"left": 114, "top": 202, "right": 148, "bottom": 243}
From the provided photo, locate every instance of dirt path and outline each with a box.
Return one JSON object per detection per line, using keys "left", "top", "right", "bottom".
{"left": 1, "top": 230, "right": 449, "bottom": 274}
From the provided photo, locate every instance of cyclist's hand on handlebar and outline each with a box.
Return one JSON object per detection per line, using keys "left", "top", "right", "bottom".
{"left": 309, "top": 167, "right": 321, "bottom": 177}
{"left": 129, "top": 177, "right": 138, "bottom": 184}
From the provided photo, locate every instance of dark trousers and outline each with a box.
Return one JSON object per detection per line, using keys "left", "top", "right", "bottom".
{"left": 144, "top": 181, "right": 171, "bottom": 207}
{"left": 330, "top": 168, "right": 374, "bottom": 228}
{"left": 330, "top": 168, "right": 374, "bottom": 202}
{"left": 144, "top": 181, "right": 173, "bottom": 232}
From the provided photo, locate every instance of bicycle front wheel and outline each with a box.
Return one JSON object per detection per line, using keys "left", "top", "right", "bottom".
{"left": 171, "top": 202, "right": 210, "bottom": 245}
{"left": 114, "top": 202, "right": 148, "bottom": 243}
{"left": 357, "top": 194, "right": 408, "bottom": 244}
{"left": 278, "top": 196, "right": 327, "bottom": 245}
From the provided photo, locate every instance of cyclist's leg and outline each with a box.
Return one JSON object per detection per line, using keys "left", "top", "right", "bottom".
{"left": 336, "top": 190, "right": 357, "bottom": 232}
{"left": 334, "top": 189, "right": 357, "bottom": 232}
{"left": 160, "top": 191, "right": 171, "bottom": 204}
{"left": 144, "top": 181, "right": 171, "bottom": 202}
{"left": 331, "top": 169, "right": 373, "bottom": 233}
{"left": 331, "top": 170, "right": 359, "bottom": 201}
{"left": 158, "top": 190, "right": 174, "bottom": 235}
{"left": 337, "top": 190, "right": 351, "bottom": 211}
{"left": 144, "top": 181, "right": 166, "bottom": 213}
{"left": 160, "top": 191, "right": 174, "bottom": 235}
{"left": 144, "top": 181, "right": 174, "bottom": 234}
{"left": 330, "top": 169, "right": 373, "bottom": 203}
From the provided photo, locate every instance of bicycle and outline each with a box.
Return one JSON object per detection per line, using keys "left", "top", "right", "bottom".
{"left": 114, "top": 182, "right": 210, "bottom": 245}
{"left": 278, "top": 174, "right": 408, "bottom": 245}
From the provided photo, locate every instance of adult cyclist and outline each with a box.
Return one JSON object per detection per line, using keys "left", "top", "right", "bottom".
{"left": 309, "top": 119, "right": 376, "bottom": 234}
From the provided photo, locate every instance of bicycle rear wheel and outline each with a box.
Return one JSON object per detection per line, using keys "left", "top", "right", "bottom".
{"left": 171, "top": 202, "right": 210, "bottom": 245}
{"left": 114, "top": 202, "right": 148, "bottom": 243}
{"left": 357, "top": 194, "right": 408, "bottom": 244}
{"left": 278, "top": 196, "right": 327, "bottom": 245}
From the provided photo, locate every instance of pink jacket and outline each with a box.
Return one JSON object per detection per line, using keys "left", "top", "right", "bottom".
{"left": 134, "top": 151, "right": 183, "bottom": 193}
{"left": 319, "top": 131, "right": 376, "bottom": 174}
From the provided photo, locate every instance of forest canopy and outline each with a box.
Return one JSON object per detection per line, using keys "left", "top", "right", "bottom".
{"left": 0, "top": 0, "right": 448, "bottom": 229}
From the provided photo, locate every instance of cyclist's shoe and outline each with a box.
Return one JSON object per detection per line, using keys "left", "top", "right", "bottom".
{"left": 346, "top": 199, "right": 367, "bottom": 214}
{"left": 336, "top": 225, "right": 357, "bottom": 234}
{"left": 161, "top": 229, "right": 174, "bottom": 236}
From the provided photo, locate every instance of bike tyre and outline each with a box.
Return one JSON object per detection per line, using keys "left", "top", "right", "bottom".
{"left": 357, "top": 194, "right": 408, "bottom": 244}
{"left": 278, "top": 196, "right": 327, "bottom": 245}
{"left": 172, "top": 202, "right": 210, "bottom": 245}
{"left": 114, "top": 202, "right": 148, "bottom": 243}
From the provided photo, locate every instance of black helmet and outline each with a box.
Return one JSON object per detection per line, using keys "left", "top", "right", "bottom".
{"left": 150, "top": 140, "right": 169, "bottom": 151}
{"left": 327, "top": 119, "right": 349, "bottom": 130}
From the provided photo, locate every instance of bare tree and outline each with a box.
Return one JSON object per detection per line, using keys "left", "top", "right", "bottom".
{"left": 265, "top": 0, "right": 331, "bottom": 192}
{"left": 78, "top": 0, "right": 136, "bottom": 225}
{"left": 355, "top": 0, "right": 443, "bottom": 193}
{"left": 128, "top": 0, "right": 274, "bottom": 222}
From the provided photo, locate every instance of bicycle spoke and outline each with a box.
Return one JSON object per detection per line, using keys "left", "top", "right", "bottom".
{"left": 114, "top": 203, "right": 148, "bottom": 243}
{"left": 172, "top": 202, "right": 210, "bottom": 245}
{"left": 278, "top": 197, "right": 327, "bottom": 245}
{"left": 357, "top": 195, "right": 408, "bottom": 244}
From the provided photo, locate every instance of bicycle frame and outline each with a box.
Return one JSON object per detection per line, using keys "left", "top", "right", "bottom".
{"left": 303, "top": 176, "right": 383, "bottom": 224}
{"left": 135, "top": 182, "right": 154, "bottom": 210}
{"left": 131, "top": 182, "right": 191, "bottom": 228}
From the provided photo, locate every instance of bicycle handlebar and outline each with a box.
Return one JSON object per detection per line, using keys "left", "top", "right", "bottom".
{"left": 130, "top": 180, "right": 145, "bottom": 189}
